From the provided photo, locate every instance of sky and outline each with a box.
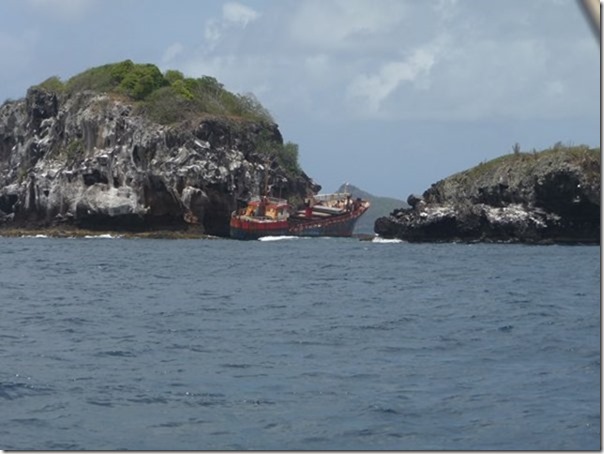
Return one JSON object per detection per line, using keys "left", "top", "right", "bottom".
{"left": 0, "top": 0, "right": 600, "bottom": 199}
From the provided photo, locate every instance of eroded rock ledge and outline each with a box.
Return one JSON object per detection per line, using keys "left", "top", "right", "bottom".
{"left": 375, "top": 147, "right": 600, "bottom": 244}
{"left": 0, "top": 87, "right": 319, "bottom": 236}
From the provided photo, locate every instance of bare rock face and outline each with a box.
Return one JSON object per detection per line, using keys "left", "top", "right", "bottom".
{"left": 0, "top": 88, "right": 319, "bottom": 236}
{"left": 375, "top": 148, "right": 600, "bottom": 244}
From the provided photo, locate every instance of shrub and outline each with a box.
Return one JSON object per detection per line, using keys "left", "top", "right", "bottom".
{"left": 117, "top": 64, "right": 167, "bottom": 100}
{"left": 44, "top": 60, "right": 275, "bottom": 124}
{"left": 140, "top": 86, "right": 193, "bottom": 124}
{"left": 164, "top": 69, "right": 185, "bottom": 85}
{"left": 170, "top": 79, "right": 194, "bottom": 100}
{"left": 280, "top": 142, "right": 301, "bottom": 174}
{"left": 36, "top": 76, "right": 65, "bottom": 93}
{"left": 253, "top": 131, "right": 302, "bottom": 177}
{"left": 65, "top": 62, "right": 124, "bottom": 94}
{"left": 234, "top": 93, "right": 273, "bottom": 123}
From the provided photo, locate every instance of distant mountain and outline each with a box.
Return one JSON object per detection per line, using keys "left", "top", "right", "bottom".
{"left": 335, "top": 184, "right": 408, "bottom": 234}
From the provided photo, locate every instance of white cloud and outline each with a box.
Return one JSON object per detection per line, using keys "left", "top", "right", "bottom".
{"left": 203, "top": 2, "right": 260, "bottom": 47}
{"left": 223, "top": 2, "right": 260, "bottom": 26}
{"left": 162, "top": 42, "right": 184, "bottom": 65}
{"left": 204, "top": 19, "right": 222, "bottom": 45}
{"left": 346, "top": 45, "right": 439, "bottom": 115}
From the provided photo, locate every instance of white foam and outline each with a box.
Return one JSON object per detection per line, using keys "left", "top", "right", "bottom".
{"left": 83, "top": 234, "right": 120, "bottom": 239}
{"left": 371, "top": 237, "right": 403, "bottom": 244}
{"left": 258, "top": 235, "right": 298, "bottom": 242}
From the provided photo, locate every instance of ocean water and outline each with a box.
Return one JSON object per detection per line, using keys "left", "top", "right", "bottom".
{"left": 0, "top": 236, "right": 599, "bottom": 450}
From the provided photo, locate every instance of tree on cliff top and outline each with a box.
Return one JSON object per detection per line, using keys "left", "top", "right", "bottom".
{"left": 34, "top": 60, "right": 274, "bottom": 125}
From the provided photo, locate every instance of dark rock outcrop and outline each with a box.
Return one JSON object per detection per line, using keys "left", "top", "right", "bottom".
{"left": 0, "top": 87, "right": 319, "bottom": 236}
{"left": 375, "top": 147, "right": 600, "bottom": 244}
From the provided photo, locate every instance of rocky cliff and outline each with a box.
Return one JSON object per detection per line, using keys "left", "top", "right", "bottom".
{"left": 0, "top": 87, "right": 319, "bottom": 236}
{"left": 375, "top": 146, "right": 600, "bottom": 243}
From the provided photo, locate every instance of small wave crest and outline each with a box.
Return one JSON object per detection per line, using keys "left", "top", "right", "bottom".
{"left": 84, "top": 234, "right": 120, "bottom": 239}
{"left": 258, "top": 235, "right": 299, "bottom": 242}
{"left": 372, "top": 237, "right": 403, "bottom": 244}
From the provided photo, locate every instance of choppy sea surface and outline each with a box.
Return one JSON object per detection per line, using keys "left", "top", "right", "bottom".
{"left": 0, "top": 235, "right": 599, "bottom": 450}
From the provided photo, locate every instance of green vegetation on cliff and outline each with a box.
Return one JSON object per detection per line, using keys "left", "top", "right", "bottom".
{"left": 35, "top": 60, "right": 274, "bottom": 124}
{"left": 252, "top": 131, "right": 301, "bottom": 175}
{"left": 436, "top": 143, "right": 600, "bottom": 201}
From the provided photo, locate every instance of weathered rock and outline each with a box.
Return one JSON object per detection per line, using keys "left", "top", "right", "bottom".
{"left": 406, "top": 193, "right": 423, "bottom": 209}
{"left": 0, "top": 88, "right": 319, "bottom": 236}
{"left": 375, "top": 148, "right": 600, "bottom": 244}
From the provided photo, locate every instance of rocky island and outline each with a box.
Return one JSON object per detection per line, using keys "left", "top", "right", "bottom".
{"left": 0, "top": 60, "right": 319, "bottom": 237}
{"left": 375, "top": 145, "right": 600, "bottom": 244}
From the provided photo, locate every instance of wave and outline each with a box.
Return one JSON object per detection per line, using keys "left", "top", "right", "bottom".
{"left": 83, "top": 234, "right": 121, "bottom": 239}
{"left": 258, "top": 235, "right": 299, "bottom": 242}
{"left": 371, "top": 237, "right": 403, "bottom": 244}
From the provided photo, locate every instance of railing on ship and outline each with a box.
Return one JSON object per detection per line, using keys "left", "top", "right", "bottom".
{"left": 313, "top": 192, "right": 351, "bottom": 203}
